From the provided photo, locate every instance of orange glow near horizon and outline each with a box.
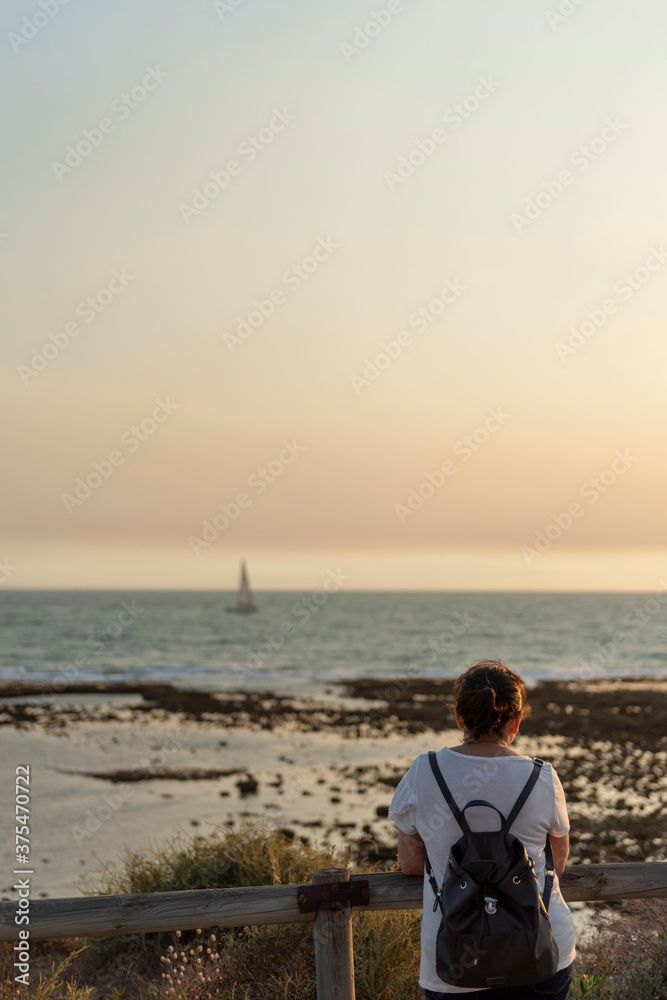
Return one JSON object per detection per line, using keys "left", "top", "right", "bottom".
{"left": 2, "top": 1, "right": 667, "bottom": 591}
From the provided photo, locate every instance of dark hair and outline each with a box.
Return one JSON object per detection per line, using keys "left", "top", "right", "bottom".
{"left": 453, "top": 659, "right": 531, "bottom": 742}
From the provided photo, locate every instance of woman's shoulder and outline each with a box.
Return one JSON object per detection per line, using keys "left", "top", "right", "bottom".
{"left": 436, "top": 749, "right": 558, "bottom": 779}
{"left": 436, "top": 747, "right": 552, "bottom": 762}
{"left": 407, "top": 748, "right": 557, "bottom": 773}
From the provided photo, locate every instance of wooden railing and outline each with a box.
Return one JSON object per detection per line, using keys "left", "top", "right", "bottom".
{"left": 2, "top": 864, "right": 666, "bottom": 998}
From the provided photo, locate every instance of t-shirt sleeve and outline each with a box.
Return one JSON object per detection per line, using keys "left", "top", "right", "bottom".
{"left": 389, "top": 758, "right": 419, "bottom": 835}
{"left": 549, "top": 767, "right": 570, "bottom": 836}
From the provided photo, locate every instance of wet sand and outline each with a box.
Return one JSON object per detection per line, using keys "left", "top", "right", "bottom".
{"left": 0, "top": 677, "right": 665, "bottom": 900}
{"left": 3, "top": 675, "right": 666, "bottom": 746}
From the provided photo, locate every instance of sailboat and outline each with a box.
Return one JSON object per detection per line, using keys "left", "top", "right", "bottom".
{"left": 226, "top": 560, "right": 258, "bottom": 613}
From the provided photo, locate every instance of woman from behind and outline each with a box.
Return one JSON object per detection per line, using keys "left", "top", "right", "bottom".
{"left": 390, "top": 659, "right": 575, "bottom": 999}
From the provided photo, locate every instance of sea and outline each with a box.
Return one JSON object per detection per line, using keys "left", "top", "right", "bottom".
{"left": 1, "top": 590, "right": 666, "bottom": 696}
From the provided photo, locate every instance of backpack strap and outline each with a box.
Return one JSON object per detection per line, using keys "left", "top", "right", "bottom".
{"left": 542, "top": 835, "right": 555, "bottom": 911}
{"left": 423, "top": 840, "right": 550, "bottom": 914}
{"left": 428, "top": 751, "right": 469, "bottom": 833}
{"left": 506, "top": 757, "right": 544, "bottom": 829}
{"left": 427, "top": 751, "right": 556, "bottom": 911}
{"left": 506, "top": 757, "right": 556, "bottom": 911}
{"left": 423, "top": 847, "right": 443, "bottom": 913}
{"left": 425, "top": 752, "right": 462, "bottom": 913}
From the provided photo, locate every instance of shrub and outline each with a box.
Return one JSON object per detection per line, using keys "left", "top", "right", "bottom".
{"left": 570, "top": 899, "right": 667, "bottom": 999}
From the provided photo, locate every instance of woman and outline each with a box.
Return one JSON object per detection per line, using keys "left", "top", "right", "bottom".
{"left": 390, "top": 660, "right": 575, "bottom": 999}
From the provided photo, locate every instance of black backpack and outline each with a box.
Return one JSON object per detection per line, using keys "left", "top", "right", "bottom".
{"left": 424, "top": 751, "right": 559, "bottom": 989}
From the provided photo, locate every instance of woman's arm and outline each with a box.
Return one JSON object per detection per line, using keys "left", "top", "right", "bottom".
{"left": 549, "top": 833, "right": 569, "bottom": 877}
{"left": 398, "top": 830, "right": 425, "bottom": 875}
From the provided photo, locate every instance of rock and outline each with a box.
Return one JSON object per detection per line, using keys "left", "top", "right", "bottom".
{"left": 236, "top": 776, "right": 258, "bottom": 796}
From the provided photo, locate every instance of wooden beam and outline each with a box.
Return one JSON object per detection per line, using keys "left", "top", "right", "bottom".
{"left": 0, "top": 883, "right": 313, "bottom": 941}
{"left": 312, "top": 868, "right": 356, "bottom": 1000}
{"left": 559, "top": 862, "right": 667, "bottom": 903}
{"left": 1, "top": 864, "right": 665, "bottom": 942}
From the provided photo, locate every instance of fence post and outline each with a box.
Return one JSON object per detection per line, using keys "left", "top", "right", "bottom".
{"left": 311, "top": 868, "right": 356, "bottom": 1000}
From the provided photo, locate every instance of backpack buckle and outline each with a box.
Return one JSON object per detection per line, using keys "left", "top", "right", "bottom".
{"left": 484, "top": 896, "right": 498, "bottom": 915}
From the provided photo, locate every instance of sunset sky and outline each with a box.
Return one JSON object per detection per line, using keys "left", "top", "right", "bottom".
{"left": 2, "top": 0, "right": 667, "bottom": 590}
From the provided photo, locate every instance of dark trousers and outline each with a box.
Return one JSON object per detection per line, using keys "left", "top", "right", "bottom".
{"left": 424, "top": 963, "right": 573, "bottom": 1000}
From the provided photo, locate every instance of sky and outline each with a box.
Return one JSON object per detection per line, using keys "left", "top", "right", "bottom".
{"left": 1, "top": 0, "right": 667, "bottom": 591}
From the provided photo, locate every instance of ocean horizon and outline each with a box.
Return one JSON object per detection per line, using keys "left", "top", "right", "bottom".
{"left": 2, "top": 589, "right": 666, "bottom": 697}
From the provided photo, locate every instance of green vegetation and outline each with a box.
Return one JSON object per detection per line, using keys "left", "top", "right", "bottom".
{"left": 1, "top": 824, "right": 665, "bottom": 999}
{"left": 570, "top": 899, "right": 667, "bottom": 1000}
{"left": 84, "top": 823, "right": 343, "bottom": 897}
{"left": 0, "top": 948, "right": 92, "bottom": 1000}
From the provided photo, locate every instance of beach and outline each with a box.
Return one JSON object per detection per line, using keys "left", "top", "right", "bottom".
{"left": 1, "top": 676, "right": 665, "bottom": 903}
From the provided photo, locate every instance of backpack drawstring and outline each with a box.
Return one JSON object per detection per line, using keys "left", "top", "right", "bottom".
{"left": 424, "top": 848, "right": 444, "bottom": 913}
{"left": 477, "top": 900, "right": 488, "bottom": 954}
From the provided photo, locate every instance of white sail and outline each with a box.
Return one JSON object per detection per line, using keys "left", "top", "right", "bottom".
{"left": 227, "top": 560, "right": 258, "bottom": 613}
{"left": 238, "top": 561, "right": 252, "bottom": 608}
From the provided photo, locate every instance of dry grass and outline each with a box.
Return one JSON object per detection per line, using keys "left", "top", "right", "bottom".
{"left": 83, "top": 823, "right": 343, "bottom": 897}
{"left": 0, "top": 824, "right": 421, "bottom": 999}
{"left": 570, "top": 899, "right": 667, "bottom": 999}
{"left": 143, "top": 913, "right": 422, "bottom": 1000}
{"left": 0, "top": 947, "right": 92, "bottom": 1000}
{"left": 1, "top": 825, "right": 664, "bottom": 999}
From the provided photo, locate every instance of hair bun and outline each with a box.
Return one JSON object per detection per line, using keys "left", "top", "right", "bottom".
{"left": 477, "top": 685, "right": 496, "bottom": 706}
{"left": 453, "top": 660, "right": 531, "bottom": 742}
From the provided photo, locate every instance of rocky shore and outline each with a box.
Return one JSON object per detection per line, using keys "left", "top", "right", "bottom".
{"left": 3, "top": 675, "right": 666, "bottom": 746}
{"left": 1, "top": 676, "right": 665, "bottom": 883}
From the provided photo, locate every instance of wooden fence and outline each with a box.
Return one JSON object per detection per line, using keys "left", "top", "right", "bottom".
{"left": 2, "top": 864, "right": 666, "bottom": 998}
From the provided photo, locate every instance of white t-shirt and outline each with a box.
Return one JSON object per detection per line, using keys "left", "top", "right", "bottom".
{"left": 389, "top": 748, "right": 576, "bottom": 994}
